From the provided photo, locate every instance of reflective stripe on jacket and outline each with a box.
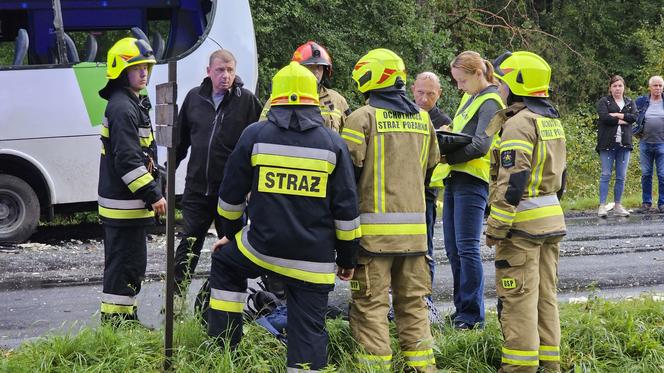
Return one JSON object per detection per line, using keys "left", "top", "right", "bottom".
{"left": 486, "top": 103, "right": 567, "bottom": 239}
{"left": 436, "top": 91, "right": 505, "bottom": 184}
{"left": 343, "top": 105, "right": 440, "bottom": 254}
{"left": 98, "top": 88, "right": 162, "bottom": 226}
{"left": 217, "top": 106, "right": 361, "bottom": 280}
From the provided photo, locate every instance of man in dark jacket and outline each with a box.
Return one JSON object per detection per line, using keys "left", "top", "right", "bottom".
{"left": 208, "top": 61, "right": 359, "bottom": 371}
{"left": 98, "top": 37, "right": 166, "bottom": 325}
{"left": 411, "top": 71, "right": 451, "bottom": 290}
{"left": 634, "top": 75, "right": 664, "bottom": 213}
{"left": 173, "top": 50, "right": 262, "bottom": 296}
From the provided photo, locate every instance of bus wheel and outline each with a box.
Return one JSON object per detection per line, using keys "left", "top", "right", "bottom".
{"left": 0, "top": 174, "right": 40, "bottom": 243}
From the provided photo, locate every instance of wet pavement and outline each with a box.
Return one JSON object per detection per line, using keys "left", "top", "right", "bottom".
{"left": 1, "top": 212, "right": 663, "bottom": 349}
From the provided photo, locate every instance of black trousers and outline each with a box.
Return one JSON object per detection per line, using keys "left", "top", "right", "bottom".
{"left": 174, "top": 190, "right": 223, "bottom": 291}
{"left": 102, "top": 225, "right": 147, "bottom": 317}
{"left": 208, "top": 240, "right": 332, "bottom": 370}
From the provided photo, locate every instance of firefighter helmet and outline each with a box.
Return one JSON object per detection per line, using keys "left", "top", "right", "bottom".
{"left": 270, "top": 61, "right": 320, "bottom": 106}
{"left": 292, "top": 41, "right": 333, "bottom": 80}
{"left": 352, "top": 48, "right": 406, "bottom": 93}
{"left": 106, "top": 37, "right": 156, "bottom": 80}
{"left": 493, "top": 51, "right": 551, "bottom": 97}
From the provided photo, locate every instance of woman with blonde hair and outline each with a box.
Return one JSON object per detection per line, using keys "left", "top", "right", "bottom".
{"left": 438, "top": 50, "right": 504, "bottom": 329}
{"left": 596, "top": 75, "right": 638, "bottom": 217}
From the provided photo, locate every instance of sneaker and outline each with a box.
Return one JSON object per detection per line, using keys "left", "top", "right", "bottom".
{"left": 597, "top": 204, "right": 608, "bottom": 217}
{"left": 613, "top": 204, "right": 630, "bottom": 217}
{"left": 636, "top": 203, "right": 652, "bottom": 214}
{"left": 453, "top": 320, "right": 482, "bottom": 330}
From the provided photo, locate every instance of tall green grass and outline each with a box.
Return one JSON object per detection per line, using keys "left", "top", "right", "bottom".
{"left": 2, "top": 295, "right": 662, "bottom": 372}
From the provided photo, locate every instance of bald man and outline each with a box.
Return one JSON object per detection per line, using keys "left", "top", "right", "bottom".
{"left": 411, "top": 72, "right": 451, "bottom": 291}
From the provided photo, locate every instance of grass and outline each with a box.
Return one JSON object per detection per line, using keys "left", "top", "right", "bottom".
{"left": 1, "top": 294, "right": 662, "bottom": 372}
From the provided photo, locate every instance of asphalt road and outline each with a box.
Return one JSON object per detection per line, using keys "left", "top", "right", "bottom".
{"left": 1, "top": 213, "right": 663, "bottom": 349}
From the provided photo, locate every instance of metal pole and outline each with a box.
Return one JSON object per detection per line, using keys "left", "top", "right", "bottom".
{"left": 163, "top": 60, "right": 177, "bottom": 371}
{"left": 52, "top": 0, "right": 67, "bottom": 63}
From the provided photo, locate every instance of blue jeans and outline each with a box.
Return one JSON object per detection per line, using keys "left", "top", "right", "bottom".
{"left": 639, "top": 142, "right": 664, "bottom": 206}
{"left": 599, "top": 148, "right": 631, "bottom": 204}
{"left": 442, "top": 172, "right": 488, "bottom": 326}
{"left": 425, "top": 198, "right": 437, "bottom": 286}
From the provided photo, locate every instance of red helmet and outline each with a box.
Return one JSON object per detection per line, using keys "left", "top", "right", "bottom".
{"left": 292, "top": 41, "right": 333, "bottom": 79}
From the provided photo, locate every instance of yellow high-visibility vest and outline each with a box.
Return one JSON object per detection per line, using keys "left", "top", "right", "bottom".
{"left": 431, "top": 92, "right": 504, "bottom": 187}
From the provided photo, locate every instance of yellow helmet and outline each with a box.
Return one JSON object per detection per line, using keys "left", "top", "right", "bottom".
{"left": 106, "top": 37, "right": 156, "bottom": 80}
{"left": 493, "top": 51, "right": 551, "bottom": 97}
{"left": 270, "top": 61, "right": 319, "bottom": 106}
{"left": 352, "top": 48, "right": 406, "bottom": 93}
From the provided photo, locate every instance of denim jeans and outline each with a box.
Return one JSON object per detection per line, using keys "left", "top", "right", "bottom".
{"left": 639, "top": 141, "right": 664, "bottom": 206}
{"left": 425, "top": 197, "right": 437, "bottom": 287}
{"left": 599, "top": 147, "right": 631, "bottom": 204}
{"left": 442, "top": 172, "right": 488, "bottom": 326}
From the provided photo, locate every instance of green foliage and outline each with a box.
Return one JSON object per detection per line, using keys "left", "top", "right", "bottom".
{"left": 560, "top": 107, "right": 645, "bottom": 204}
{"left": 250, "top": 0, "right": 454, "bottom": 107}
{"left": 1, "top": 296, "right": 663, "bottom": 372}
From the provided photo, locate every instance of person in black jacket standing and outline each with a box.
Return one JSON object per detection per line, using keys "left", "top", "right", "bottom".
{"left": 411, "top": 71, "right": 451, "bottom": 294}
{"left": 596, "top": 75, "right": 638, "bottom": 217}
{"left": 173, "top": 50, "right": 262, "bottom": 297}
{"left": 98, "top": 37, "right": 166, "bottom": 325}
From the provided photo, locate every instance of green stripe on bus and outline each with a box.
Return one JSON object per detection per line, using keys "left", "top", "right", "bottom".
{"left": 73, "top": 62, "right": 109, "bottom": 127}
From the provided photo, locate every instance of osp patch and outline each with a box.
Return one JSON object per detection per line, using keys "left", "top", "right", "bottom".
{"left": 501, "top": 150, "right": 516, "bottom": 168}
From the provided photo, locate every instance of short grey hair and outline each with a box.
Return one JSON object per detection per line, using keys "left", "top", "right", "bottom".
{"left": 415, "top": 71, "right": 441, "bottom": 88}
{"left": 649, "top": 75, "right": 664, "bottom": 86}
{"left": 209, "top": 49, "right": 236, "bottom": 66}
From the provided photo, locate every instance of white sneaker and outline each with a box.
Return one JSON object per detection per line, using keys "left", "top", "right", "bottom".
{"left": 597, "top": 204, "right": 608, "bottom": 217}
{"left": 613, "top": 204, "right": 630, "bottom": 217}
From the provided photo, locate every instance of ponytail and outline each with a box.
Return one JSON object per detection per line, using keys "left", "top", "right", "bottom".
{"left": 483, "top": 60, "right": 496, "bottom": 85}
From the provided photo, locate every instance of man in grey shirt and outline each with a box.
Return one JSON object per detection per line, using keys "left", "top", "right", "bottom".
{"left": 635, "top": 75, "right": 664, "bottom": 212}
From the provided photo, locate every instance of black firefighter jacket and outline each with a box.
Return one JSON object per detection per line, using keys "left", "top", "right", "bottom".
{"left": 98, "top": 88, "right": 162, "bottom": 227}
{"left": 175, "top": 76, "right": 262, "bottom": 196}
{"left": 216, "top": 106, "right": 361, "bottom": 283}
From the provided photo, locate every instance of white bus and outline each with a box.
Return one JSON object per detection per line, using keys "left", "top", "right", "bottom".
{"left": 0, "top": 0, "right": 258, "bottom": 242}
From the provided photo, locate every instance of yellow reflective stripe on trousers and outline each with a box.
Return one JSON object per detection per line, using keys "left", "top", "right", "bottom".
{"left": 209, "top": 288, "right": 247, "bottom": 313}
{"left": 287, "top": 368, "right": 321, "bottom": 373}
{"left": 356, "top": 353, "right": 392, "bottom": 366}
{"left": 500, "top": 139, "right": 534, "bottom": 155}
{"left": 539, "top": 345, "right": 560, "bottom": 361}
{"left": 101, "top": 303, "right": 135, "bottom": 314}
{"left": 502, "top": 347, "right": 539, "bottom": 366}
{"left": 490, "top": 206, "right": 516, "bottom": 223}
{"left": 236, "top": 229, "right": 336, "bottom": 285}
{"left": 98, "top": 205, "right": 154, "bottom": 219}
{"left": 513, "top": 204, "right": 563, "bottom": 223}
{"left": 127, "top": 173, "right": 155, "bottom": 193}
{"left": 403, "top": 349, "right": 436, "bottom": 367}
{"left": 373, "top": 135, "right": 386, "bottom": 213}
{"left": 100, "top": 125, "right": 109, "bottom": 138}
{"left": 101, "top": 145, "right": 106, "bottom": 155}
{"left": 217, "top": 197, "right": 245, "bottom": 220}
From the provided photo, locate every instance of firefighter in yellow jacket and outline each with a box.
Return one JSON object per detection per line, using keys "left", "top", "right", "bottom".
{"left": 260, "top": 41, "right": 351, "bottom": 132}
{"left": 343, "top": 48, "right": 440, "bottom": 372}
{"left": 485, "top": 51, "right": 567, "bottom": 372}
